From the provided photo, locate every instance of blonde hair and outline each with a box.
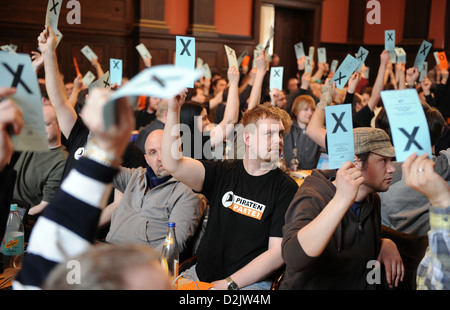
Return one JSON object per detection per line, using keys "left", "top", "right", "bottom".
{"left": 290, "top": 95, "right": 315, "bottom": 119}
{"left": 241, "top": 103, "right": 292, "bottom": 135}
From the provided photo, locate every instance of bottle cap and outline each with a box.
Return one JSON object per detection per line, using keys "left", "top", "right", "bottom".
{"left": 10, "top": 204, "right": 18, "bottom": 211}
{"left": 168, "top": 222, "right": 175, "bottom": 227}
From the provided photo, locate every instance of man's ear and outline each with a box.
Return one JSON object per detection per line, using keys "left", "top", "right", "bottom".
{"left": 354, "top": 155, "right": 362, "bottom": 170}
{"left": 243, "top": 130, "right": 251, "bottom": 147}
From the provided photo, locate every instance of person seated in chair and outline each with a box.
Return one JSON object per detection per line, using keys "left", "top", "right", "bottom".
{"left": 100, "top": 129, "right": 205, "bottom": 257}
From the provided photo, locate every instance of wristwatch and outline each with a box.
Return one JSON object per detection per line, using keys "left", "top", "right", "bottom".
{"left": 226, "top": 277, "right": 239, "bottom": 290}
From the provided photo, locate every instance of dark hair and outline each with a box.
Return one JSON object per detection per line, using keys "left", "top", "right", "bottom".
{"left": 374, "top": 107, "right": 392, "bottom": 141}
{"left": 75, "top": 88, "right": 89, "bottom": 114}
{"left": 426, "top": 107, "right": 445, "bottom": 146}
{"left": 356, "top": 151, "right": 371, "bottom": 171}
{"left": 180, "top": 101, "right": 204, "bottom": 134}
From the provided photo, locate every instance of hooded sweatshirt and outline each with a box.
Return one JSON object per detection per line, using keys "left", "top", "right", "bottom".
{"left": 280, "top": 169, "right": 382, "bottom": 290}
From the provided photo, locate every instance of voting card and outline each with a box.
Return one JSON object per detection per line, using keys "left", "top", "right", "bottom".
{"left": 305, "top": 56, "right": 313, "bottom": 75}
{"left": 202, "top": 63, "right": 211, "bottom": 79}
{"left": 196, "top": 58, "right": 203, "bottom": 70}
{"left": 82, "top": 71, "right": 96, "bottom": 86}
{"left": 264, "top": 26, "right": 274, "bottom": 53}
{"left": 45, "top": 0, "right": 63, "bottom": 32}
{"left": 419, "top": 61, "right": 427, "bottom": 82}
{"left": 0, "top": 52, "right": 48, "bottom": 151}
{"left": 330, "top": 60, "right": 339, "bottom": 73}
{"left": 331, "top": 54, "right": 360, "bottom": 89}
{"left": 433, "top": 51, "right": 440, "bottom": 65}
{"left": 437, "top": 52, "right": 448, "bottom": 70}
{"left": 224, "top": 45, "right": 238, "bottom": 69}
{"left": 269, "top": 67, "right": 283, "bottom": 91}
{"left": 318, "top": 47, "right": 327, "bottom": 64}
{"left": 385, "top": 30, "right": 396, "bottom": 63}
{"left": 1, "top": 44, "right": 17, "bottom": 54}
{"left": 294, "top": 42, "right": 305, "bottom": 59}
{"left": 309, "top": 46, "right": 315, "bottom": 59}
{"left": 355, "top": 46, "right": 369, "bottom": 72}
{"left": 88, "top": 71, "right": 110, "bottom": 93}
{"left": 414, "top": 40, "right": 432, "bottom": 71}
{"left": 325, "top": 104, "right": 354, "bottom": 169}
{"left": 81, "top": 45, "right": 98, "bottom": 62}
{"left": 136, "top": 43, "right": 152, "bottom": 60}
{"left": 106, "top": 65, "right": 203, "bottom": 129}
{"left": 110, "top": 58, "right": 123, "bottom": 85}
{"left": 175, "top": 36, "right": 195, "bottom": 88}
{"left": 380, "top": 89, "right": 431, "bottom": 162}
{"left": 394, "top": 47, "right": 406, "bottom": 64}
{"left": 237, "top": 50, "right": 248, "bottom": 67}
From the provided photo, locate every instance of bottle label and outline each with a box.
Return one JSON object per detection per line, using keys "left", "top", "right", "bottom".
{"left": 2, "top": 232, "right": 24, "bottom": 256}
{"left": 163, "top": 236, "right": 174, "bottom": 246}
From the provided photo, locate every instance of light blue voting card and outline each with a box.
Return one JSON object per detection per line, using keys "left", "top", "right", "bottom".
{"left": 270, "top": 66, "right": 283, "bottom": 91}
{"left": 110, "top": 58, "right": 123, "bottom": 85}
{"left": 0, "top": 52, "right": 48, "bottom": 151}
{"left": 175, "top": 36, "right": 196, "bottom": 87}
{"left": 355, "top": 46, "right": 369, "bottom": 72}
{"left": 332, "top": 54, "right": 360, "bottom": 89}
{"left": 380, "top": 89, "right": 431, "bottom": 162}
{"left": 325, "top": 103, "right": 354, "bottom": 169}
{"left": 414, "top": 40, "right": 432, "bottom": 71}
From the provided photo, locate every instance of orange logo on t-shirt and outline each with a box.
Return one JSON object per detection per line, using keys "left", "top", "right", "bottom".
{"left": 222, "top": 191, "right": 266, "bottom": 220}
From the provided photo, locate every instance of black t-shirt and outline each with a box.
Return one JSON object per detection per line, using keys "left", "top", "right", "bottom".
{"left": 134, "top": 109, "right": 156, "bottom": 131}
{"left": 62, "top": 117, "right": 146, "bottom": 181}
{"left": 195, "top": 159, "right": 298, "bottom": 282}
{"left": 61, "top": 117, "right": 89, "bottom": 180}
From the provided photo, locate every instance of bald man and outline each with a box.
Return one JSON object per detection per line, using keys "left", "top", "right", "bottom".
{"left": 100, "top": 130, "right": 205, "bottom": 256}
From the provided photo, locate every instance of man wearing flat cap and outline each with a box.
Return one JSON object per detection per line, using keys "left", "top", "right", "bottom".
{"left": 280, "top": 127, "right": 405, "bottom": 290}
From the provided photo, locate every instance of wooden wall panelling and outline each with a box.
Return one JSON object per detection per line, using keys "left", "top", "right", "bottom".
{"left": 402, "top": 0, "right": 432, "bottom": 44}
{"left": 346, "top": 0, "right": 366, "bottom": 44}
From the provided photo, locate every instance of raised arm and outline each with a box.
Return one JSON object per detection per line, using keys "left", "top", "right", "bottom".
{"left": 210, "top": 66, "right": 240, "bottom": 148}
{"left": 295, "top": 161, "right": 364, "bottom": 257}
{"left": 366, "top": 50, "right": 390, "bottom": 112}
{"left": 38, "top": 27, "right": 77, "bottom": 139}
{"left": 161, "top": 93, "right": 205, "bottom": 193}
{"left": 246, "top": 49, "right": 267, "bottom": 111}
{"left": 14, "top": 88, "right": 134, "bottom": 289}
{"left": 305, "top": 79, "right": 334, "bottom": 149}
{"left": 0, "top": 88, "right": 23, "bottom": 172}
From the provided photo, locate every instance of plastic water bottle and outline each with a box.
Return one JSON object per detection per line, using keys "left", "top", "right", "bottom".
{"left": 161, "top": 222, "right": 179, "bottom": 284}
{"left": 290, "top": 148, "right": 299, "bottom": 172}
{"left": 2, "top": 204, "right": 24, "bottom": 278}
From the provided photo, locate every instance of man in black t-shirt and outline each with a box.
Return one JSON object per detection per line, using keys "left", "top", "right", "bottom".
{"left": 38, "top": 27, "right": 146, "bottom": 182}
{"left": 162, "top": 98, "right": 298, "bottom": 290}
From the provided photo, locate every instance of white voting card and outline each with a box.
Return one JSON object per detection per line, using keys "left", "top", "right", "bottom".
{"left": 317, "top": 47, "right": 327, "bottom": 64}
{"left": 81, "top": 45, "right": 98, "bottom": 62}
{"left": 45, "top": 0, "right": 63, "bottom": 32}
{"left": 105, "top": 65, "right": 203, "bottom": 129}
{"left": 224, "top": 45, "right": 238, "bottom": 69}
{"left": 136, "top": 43, "right": 152, "bottom": 60}
{"left": 294, "top": 42, "right": 305, "bottom": 59}
{"left": 82, "top": 71, "right": 96, "bottom": 86}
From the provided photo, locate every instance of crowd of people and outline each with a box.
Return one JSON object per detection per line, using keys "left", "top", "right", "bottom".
{"left": 0, "top": 24, "right": 448, "bottom": 291}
